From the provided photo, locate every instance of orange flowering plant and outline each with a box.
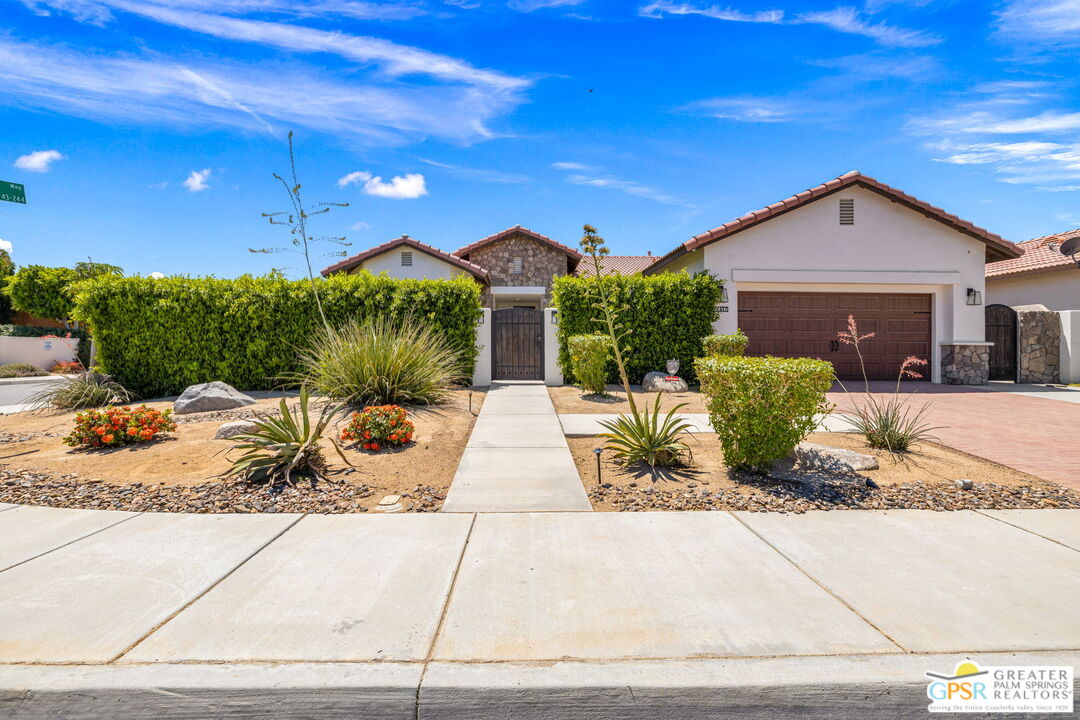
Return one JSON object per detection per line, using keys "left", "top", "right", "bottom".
{"left": 63, "top": 405, "right": 177, "bottom": 449}
{"left": 340, "top": 404, "right": 414, "bottom": 452}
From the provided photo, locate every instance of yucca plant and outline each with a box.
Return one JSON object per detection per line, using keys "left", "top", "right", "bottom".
{"left": 599, "top": 394, "right": 695, "bottom": 468}
{"left": 224, "top": 387, "right": 350, "bottom": 485}
{"left": 27, "top": 370, "right": 133, "bottom": 412}
{"left": 292, "top": 316, "right": 464, "bottom": 406}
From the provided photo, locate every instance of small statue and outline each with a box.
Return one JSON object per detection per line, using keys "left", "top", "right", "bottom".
{"left": 666, "top": 358, "right": 679, "bottom": 376}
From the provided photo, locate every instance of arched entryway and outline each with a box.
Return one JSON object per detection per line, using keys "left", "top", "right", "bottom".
{"left": 985, "top": 304, "right": 1018, "bottom": 381}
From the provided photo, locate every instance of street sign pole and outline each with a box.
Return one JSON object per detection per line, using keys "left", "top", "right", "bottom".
{"left": 0, "top": 181, "right": 26, "bottom": 205}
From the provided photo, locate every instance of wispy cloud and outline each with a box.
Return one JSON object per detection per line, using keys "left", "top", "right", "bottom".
{"left": 14, "top": 149, "right": 64, "bottom": 172}
{"left": 915, "top": 111, "right": 1080, "bottom": 135}
{"left": 507, "top": 0, "right": 587, "bottom": 11}
{"left": 565, "top": 174, "right": 690, "bottom": 206}
{"left": 995, "top": 0, "right": 1080, "bottom": 43}
{"left": 639, "top": 1, "right": 940, "bottom": 47}
{"left": 680, "top": 97, "right": 794, "bottom": 122}
{"left": 21, "top": 0, "right": 428, "bottom": 24}
{"left": 339, "top": 170, "right": 428, "bottom": 198}
{"left": 183, "top": 168, "right": 211, "bottom": 191}
{"left": 550, "top": 161, "right": 592, "bottom": 170}
{"left": 417, "top": 158, "right": 529, "bottom": 183}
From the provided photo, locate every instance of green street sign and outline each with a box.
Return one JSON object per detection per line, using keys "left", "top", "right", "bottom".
{"left": 0, "top": 181, "right": 26, "bottom": 204}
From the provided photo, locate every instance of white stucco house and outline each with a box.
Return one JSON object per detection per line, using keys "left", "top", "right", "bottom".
{"left": 644, "top": 171, "right": 1021, "bottom": 384}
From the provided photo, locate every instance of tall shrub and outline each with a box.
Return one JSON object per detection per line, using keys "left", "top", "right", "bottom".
{"left": 696, "top": 355, "right": 834, "bottom": 472}
{"left": 7, "top": 266, "right": 80, "bottom": 322}
{"left": 568, "top": 334, "right": 611, "bottom": 395}
{"left": 73, "top": 272, "right": 482, "bottom": 397}
{"left": 702, "top": 329, "right": 749, "bottom": 357}
{"left": 553, "top": 272, "right": 722, "bottom": 384}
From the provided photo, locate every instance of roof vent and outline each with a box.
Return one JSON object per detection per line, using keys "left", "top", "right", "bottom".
{"left": 512, "top": 256, "right": 524, "bottom": 274}
{"left": 839, "top": 198, "right": 854, "bottom": 225}
{"left": 401, "top": 251, "right": 413, "bottom": 267}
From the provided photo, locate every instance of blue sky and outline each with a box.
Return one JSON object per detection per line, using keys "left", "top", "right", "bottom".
{"left": 1, "top": 0, "right": 1079, "bottom": 277}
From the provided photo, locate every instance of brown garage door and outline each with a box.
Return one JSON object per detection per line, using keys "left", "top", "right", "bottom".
{"left": 737, "top": 292, "right": 932, "bottom": 381}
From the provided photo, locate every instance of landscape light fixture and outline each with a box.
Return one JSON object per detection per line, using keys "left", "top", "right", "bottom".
{"left": 966, "top": 288, "right": 982, "bottom": 306}
{"left": 594, "top": 447, "right": 603, "bottom": 484}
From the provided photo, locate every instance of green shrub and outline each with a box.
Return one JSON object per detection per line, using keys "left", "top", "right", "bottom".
{"left": 568, "top": 334, "right": 611, "bottom": 395}
{"left": 72, "top": 273, "right": 481, "bottom": 398}
{"left": 27, "top": 371, "right": 134, "bottom": 411}
{"left": 696, "top": 355, "right": 834, "bottom": 473}
{"left": 7, "top": 266, "right": 81, "bottom": 322}
{"left": 702, "top": 329, "right": 748, "bottom": 357}
{"left": 553, "top": 272, "right": 722, "bottom": 384}
{"left": 292, "top": 316, "right": 464, "bottom": 406}
{"left": 0, "top": 363, "right": 47, "bottom": 378}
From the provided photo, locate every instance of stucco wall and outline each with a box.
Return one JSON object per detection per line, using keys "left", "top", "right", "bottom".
{"left": 472, "top": 308, "right": 492, "bottom": 387}
{"left": 1060, "top": 311, "right": 1080, "bottom": 384}
{"left": 0, "top": 336, "right": 79, "bottom": 369}
{"left": 466, "top": 232, "right": 569, "bottom": 307}
{"left": 986, "top": 268, "right": 1080, "bottom": 311}
{"left": 351, "top": 248, "right": 471, "bottom": 281}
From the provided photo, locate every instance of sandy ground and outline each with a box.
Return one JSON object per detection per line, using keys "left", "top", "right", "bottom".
{"left": 549, "top": 384, "right": 708, "bottom": 414}
{"left": 568, "top": 431, "right": 1054, "bottom": 510}
{"left": 0, "top": 389, "right": 484, "bottom": 507}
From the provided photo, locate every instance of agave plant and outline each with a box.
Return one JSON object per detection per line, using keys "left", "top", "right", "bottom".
{"left": 224, "top": 387, "right": 350, "bottom": 485}
{"left": 599, "top": 394, "right": 695, "bottom": 468}
{"left": 27, "top": 370, "right": 134, "bottom": 412}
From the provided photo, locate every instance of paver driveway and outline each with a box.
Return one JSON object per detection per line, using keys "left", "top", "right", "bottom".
{"left": 829, "top": 382, "right": 1080, "bottom": 491}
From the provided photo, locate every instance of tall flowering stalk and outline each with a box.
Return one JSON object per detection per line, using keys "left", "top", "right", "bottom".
{"left": 836, "top": 315, "right": 941, "bottom": 453}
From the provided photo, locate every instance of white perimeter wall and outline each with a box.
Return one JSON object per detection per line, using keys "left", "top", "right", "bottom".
{"left": 352, "top": 249, "right": 471, "bottom": 281}
{"left": 472, "top": 309, "right": 492, "bottom": 387}
{"left": 693, "top": 186, "right": 990, "bottom": 383}
{"left": 987, "top": 268, "right": 1080, "bottom": 311}
{"left": 544, "top": 307, "right": 562, "bottom": 385}
{"left": 0, "top": 336, "right": 79, "bottom": 369}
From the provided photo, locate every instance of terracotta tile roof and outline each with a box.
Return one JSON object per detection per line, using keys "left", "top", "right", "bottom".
{"left": 453, "top": 225, "right": 583, "bottom": 271}
{"left": 575, "top": 255, "right": 659, "bottom": 276}
{"left": 986, "top": 228, "right": 1080, "bottom": 278}
{"left": 320, "top": 235, "right": 489, "bottom": 280}
{"left": 646, "top": 171, "right": 1020, "bottom": 274}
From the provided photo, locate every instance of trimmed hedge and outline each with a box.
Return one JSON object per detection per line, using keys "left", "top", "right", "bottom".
{"left": 73, "top": 273, "right": 482, "bottom": 398}
{"left": 703, "top": 329, "right": 749, "bottom": 357}
{"left": 695, "top": 355, "right": 835, "bottom": 472}
{"left": 553, "top": 272, "right": 722, "bottom": 384}
{"left": 6, "top": 265, "right": 80, "bottom": 322}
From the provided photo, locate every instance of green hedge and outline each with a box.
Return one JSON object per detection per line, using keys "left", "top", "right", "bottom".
{"left": 73, "top": 273, "right": 482, "bottom": 398}
{"left": 702, "top": 329, "right": 749, "bottom": 357}
{"left": 553, "top": 272, "right": 722, "bottom": 384}
{"left": 568, "top": 334, "right": 611, "bottom": 394}
{"left": 7, "top": 265, "right": 80, "bottom": 322}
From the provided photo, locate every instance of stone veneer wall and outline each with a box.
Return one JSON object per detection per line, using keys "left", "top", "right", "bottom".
{"left": 465, "top": 232, "right": 569, "bottom": 307}
{"left": 941, "top": 344, "right": 989, "bottom": 385}
{"left": 1017, "top": 309, "right": 1061, "bottom": 384}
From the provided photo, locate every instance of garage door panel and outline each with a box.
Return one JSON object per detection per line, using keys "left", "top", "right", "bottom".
{"left": 738, "top": 291, "right": 932, "bottom": 381}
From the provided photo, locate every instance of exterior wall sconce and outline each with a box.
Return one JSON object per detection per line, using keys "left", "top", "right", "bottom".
{"left": 478, "top": 313, "right": 484, "bottom": 324}
{"left": 551, "top": 310, "right": 559, "bottom": 324}
{"left": 966, "top": 288, "right": 983, "bottom": 306}
{"left": 719, "top": 285, "right": 729, "bottom": 303}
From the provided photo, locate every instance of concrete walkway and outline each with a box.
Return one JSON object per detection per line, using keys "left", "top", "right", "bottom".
{"left": 1, "top": 505, "right": 1077, "bottom": 717}
{"left": 441, "top": 381, "right": 591, "bottom": 513}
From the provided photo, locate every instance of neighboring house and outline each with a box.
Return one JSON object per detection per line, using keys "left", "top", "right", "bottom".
{"left": 320, "top": 235, "right": 489, "bottom": 284}
{"left": 644, "top": 171, "right": 1021, "bottom": 384}
{"left": 574, "top": 254, "right": 659, "bottom": 276}
{"left": 985, "top": 229, "right": 1080, "bottom": 384}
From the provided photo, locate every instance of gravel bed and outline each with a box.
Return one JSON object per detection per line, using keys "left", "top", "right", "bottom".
{"left": 173, "top": 404, "right": 302, "bottom": 425}
{"left": 0, "top": 431, "right": 57, "bottom": 444}
{"left": 0, "top": 468, "right": 445, "bottom": 513}
{"left": 589, "top": 475, "right": 1080, "bottom": 512}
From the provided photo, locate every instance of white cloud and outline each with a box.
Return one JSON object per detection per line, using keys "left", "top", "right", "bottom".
{"left": 931, "top": 140, "right": 1080, "bottom": 185}
{"left": 339, "top": 170, "right": 427, "bottom": 197}
{"left": 14, "top": 149, "right": 64, "bottom": 172}
{"left": 915, "top": 111, "right": 1080, "bottom": 135}
{"left": 417, "top": 158, "right": 528, "bottom": 184}
{"left": 149, "top": 271, "right": 165, "bottom": 278}
{"left": 996, "top": 0, "right": 1080, "bottom": 42}
{"left": 183, "top": 168, "right": 211, "bottom": 192}
{"left": 0, "top": 239, "right": 12, "bottom": 253}
{"left": 22, "top": 0, "right": 429, "bottom": 24}
{"left": 350, "top": 220, "right": 371, "bottom": 230}
{"left": 681, "top": 97, "right": 794, "bottom": 122}
{"left": 639, "top": 2, "right": 939, "bottom": 47}
{"left": 508, "top": 0, "right": 587, "bottom": 10}
{"left": 338, "top": 171, "right": 373, "bottom": 188}
{"left": 551, "top": 161, "right": 592, "bottom": 170}
{"left": 565, "top": 173, "right": 690, "bottom": 206}
{"left": 361, "top": 173, "right": 427, "bottom": 199}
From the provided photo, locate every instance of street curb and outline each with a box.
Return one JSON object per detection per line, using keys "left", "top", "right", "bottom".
{"left": 2, "top": 652, "right": 1076, "bottom": 719}
{"left": 0, "top": 375, "right": 64, "bottom": 386}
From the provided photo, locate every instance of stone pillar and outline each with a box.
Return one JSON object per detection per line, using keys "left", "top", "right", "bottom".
{"left": 941, "top": 344, "right": 989, "bottom": 385}
{"left": 1017, "top": 309, "right": 1061, "bottom": 384}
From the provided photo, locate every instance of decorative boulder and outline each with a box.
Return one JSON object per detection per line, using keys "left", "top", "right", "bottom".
{"left": 174, "top": 381, "right": 257, "bottom": 415}
{"left": 642, "top": 371, "right": 688, "bottom": 393}
{"left": 793, "top": 442, "right": 879, "bottom": 473}
{"left": 214, "top": 420, "right": 260, "bottom": 440}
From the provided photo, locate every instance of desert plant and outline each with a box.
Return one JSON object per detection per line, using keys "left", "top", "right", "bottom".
{"left": 599, "top": 394, "right": 695, "bottom": 468}
{"left": 340, "top": 404, "right": 415, "bottom": 451}
{"left": 27, "top": 370, "right": 133, "bottom": 411}
{"left": 702, "top": 329, "right": 749, "bottom": 357}
{"left": 696, "top": 355, "right": 834, "bottom": 473}
{"left": 63, "top": 405, "right": 176, "bottom": 449}
{"left": 293, "top": 316, "right": 463, "bottom": 406}
{"left": 224, "top": 387, "right": 349, "bottom": 485}
{"left": 0, "top": 363, "right": 48, "bottom": 378}
{"left": 835, "top": 315, "right": 941, "bottom": 452}
{"left": 49, "top": 360, "right": 81, "bottom": 374}
{"left": 568, "top": 333, "right": 611, "bottom": 395}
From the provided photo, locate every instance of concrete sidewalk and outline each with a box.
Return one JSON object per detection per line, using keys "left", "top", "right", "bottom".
{"left": 441, "top": 381, "right": 591, "bottom": 512}
{"left": 0, "top": 505, "right": 1077, "bottom": 717}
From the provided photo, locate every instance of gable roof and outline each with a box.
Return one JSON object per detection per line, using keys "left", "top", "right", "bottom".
{"left": 320, "top": 235, "right": 489, "bottom": 280}
{"left": 575, "top": 255, "right": 658, "bottom": 276}
{"left": 454, "top": 225, "right": 582, "bottom": 272}
{"left": 645, "top": 171, "right": 1020, "bottom": 274}
{"left": 986, "top": 228, "right": 1080, "bottom": 279}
